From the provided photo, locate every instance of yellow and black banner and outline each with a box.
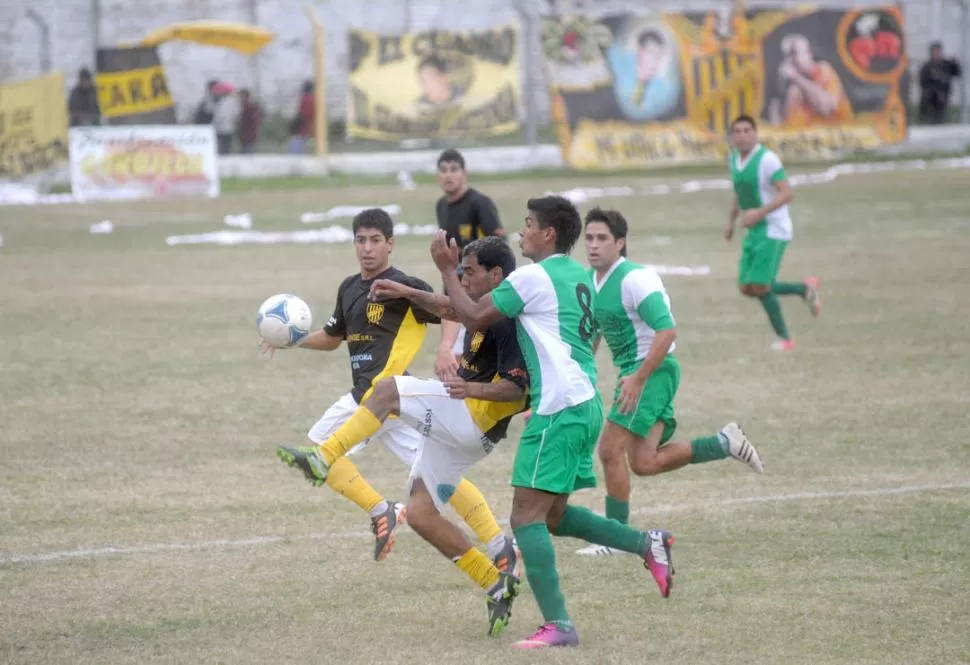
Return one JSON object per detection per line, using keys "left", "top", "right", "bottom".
{"left": 96, "top": 47, "right": 177, "bottom": 125}
{"left": 346, "top": 24, "right": 522, "bottom": 140}
{"left": 543, "top": 4, "right": 908, "bottom": 170}
{"left": 0, "top": 72, "right": 69, "bottom": 178}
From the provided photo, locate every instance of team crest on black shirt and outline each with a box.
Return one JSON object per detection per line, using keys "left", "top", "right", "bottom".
{"left": 366, "top": 303, "right": 385, "bottom": 325}
{"left": 470, "top": 331, "right": 485, "bottom": 353}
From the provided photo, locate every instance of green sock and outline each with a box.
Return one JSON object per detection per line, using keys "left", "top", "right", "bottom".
{"left": 691, "top": 433, "right": 729, "bottom": 464}
{"left": 552, "top": 505, "right": 646, "bottom": 556}
{"left": 773, "top": 281, "right": 806, "bottom": 297}
{"left": 759, "top": 292, "right": 790, "bottom": 339}
{"left": 512, "top": 522, "right": 572, "bottom": 630}
{"left": 605, "top": 496, "right": 630, "bottom": 525}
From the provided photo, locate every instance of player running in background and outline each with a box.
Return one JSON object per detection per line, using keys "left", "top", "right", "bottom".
{"left": 429, "top": 196, "right": 676, "bottom": 650}
{"left": 577, "top": 208, "right": 764, "bottom": 557}
{"left": 278, "top": 237, "right": 527, "bottom": 636}
{"left": 434, "top": 149, "right": 505, "bottom": 381}
{"left": 270, "top": 209, "right": 510, "bottom": 565}
{"left": 725, "top": 115, "right": 822, "bottom": 351}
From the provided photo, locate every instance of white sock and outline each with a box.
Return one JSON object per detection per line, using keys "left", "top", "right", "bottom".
{"left": 486, "top": 534, "right": 507, "bottom": 559}
{"left": 369, "top": 500, "right": 389, "bottom": 519}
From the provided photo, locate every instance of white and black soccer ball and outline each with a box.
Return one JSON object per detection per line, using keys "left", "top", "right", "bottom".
{"left": 256, "top": 294, "right": 312, "bottom": 349}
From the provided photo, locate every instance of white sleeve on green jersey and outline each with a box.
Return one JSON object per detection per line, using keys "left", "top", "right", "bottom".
{"left": 759, "top": 149, "right": 787, "bottom": 184}
{"left": 491, "top": 264, "right": 552, "bottom": 318}
{"left": 622, "top": 268, "right": 675, "bottom": 330}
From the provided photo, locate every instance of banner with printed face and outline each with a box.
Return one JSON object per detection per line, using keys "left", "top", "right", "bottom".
{"left": 346, "top": 24, "right": 522, "bottom": 140}
{"left": 542, "top": 5, "right": 908, "bottom": 170}
{"left": 96, "top": 47, "right": 178, "bottom": 125}
{"left": 0, "top": 72, "right": 69, "bottom": 178}
{"left": 68, "top": 125, "right": 219, "bottom": 201}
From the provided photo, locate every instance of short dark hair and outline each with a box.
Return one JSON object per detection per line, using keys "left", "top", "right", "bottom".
{"left": 731, "top": 114, "right": 757, "bottom": 130}
{"left": 352, "top": 208, "right": 394, "bottom": 239}
{"left": 463, "top": 236, "right": 516, "bottom": 277}
{"left": 527, "top": 195, "right": 583, "bottom": 255}
{"left": 419, "top": 54, "right": 447, "bottom": 74}
{"left": 638, "top": 30, "right": 664, "bottom": 48}
{"left": 584, "top": 207, "right": 629, "bottom": 257}
{"left": 437, "top": 148, "right": 465, "bottom": 170}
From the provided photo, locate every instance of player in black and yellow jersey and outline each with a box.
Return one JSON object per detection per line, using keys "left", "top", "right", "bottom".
{"left": 279, "top": 237, "right": 529, "bottom": 637}
{"left": 272, "top": 210, "right": 516, "bottom": 568}
{"left": 434, "top": 149, "right": 505, "bottom": 382}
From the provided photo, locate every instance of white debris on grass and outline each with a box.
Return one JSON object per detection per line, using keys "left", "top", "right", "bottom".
{"left": 300, "top": 204, "right": 401, "bottom": 224}
{"left": 89, "top": 220, "right": 114, "bottom": 234}
{"left": 223, "top": 213, "right": 253, "bottom": 229}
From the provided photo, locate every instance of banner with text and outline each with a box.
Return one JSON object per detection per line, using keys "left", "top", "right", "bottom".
{"left": 68, "top": 125, "right": 219, "bottom": 201}
{"left": 0, "top": 72, "right": 69, "bottom": 178}
{"left": 346, "top": 24, "right": 522, "bottom": 140}
{"left": 96, "top": 47, "right": 178, "bottom": 125}
{"left": 542, "top": 5, "right": 908, "bottom": 170}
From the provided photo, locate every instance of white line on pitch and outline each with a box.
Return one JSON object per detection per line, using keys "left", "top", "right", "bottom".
{"left": 2, "top": 481, "right": 968, "bottom": 566}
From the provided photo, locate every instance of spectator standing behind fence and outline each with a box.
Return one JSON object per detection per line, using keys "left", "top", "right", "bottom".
{"left": 238, "top": 89, "right": 263, "bottom": 154}
{"left": 288, "top": 81, "right": 315, "bottom": 154}
{"left": 69, "top": 68, "right": 101, "bottom": 126}
{"left": 212, "top": 82, "right": 240, "bottom": 155}
{"left": 194, "top": 80, "right": 219, "bottom": 124}
{"left": 919, "top": 42, "right": 962, "bottom": 124}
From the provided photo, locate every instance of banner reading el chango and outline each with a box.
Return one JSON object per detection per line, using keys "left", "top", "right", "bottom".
{"left": 346, "top": 24, "right": 522, "bottom": 141}
{"left": 543, "top": 5, "right": 908, "bottom": 170}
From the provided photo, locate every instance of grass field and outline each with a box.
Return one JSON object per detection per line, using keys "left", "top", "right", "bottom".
{"left": 1, "top": 164, "right": 969, "bottom": 665}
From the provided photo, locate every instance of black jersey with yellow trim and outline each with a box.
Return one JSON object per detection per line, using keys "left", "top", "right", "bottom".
{"left": 325, "top": 267, "right": 439, "bottom": 403}
{"left": 458, "top": 318, "right": 530, "bottom": 443}
{"left": 435, "top": 188, "right": 504, "bottom": 249}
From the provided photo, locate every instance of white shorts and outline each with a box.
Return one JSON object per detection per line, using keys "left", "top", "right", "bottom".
{"left": 450, "top": 325, "right": 467, "bottom": 357}
{"left": 307, "top": 392, "right": 421, "bottom": 466}
{"left": 394, "top": 376, "right": 493, "bottom": 507}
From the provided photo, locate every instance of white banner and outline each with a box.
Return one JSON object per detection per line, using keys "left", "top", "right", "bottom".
{"left": 68, "top": 125, "right": 219, "bottom": 201}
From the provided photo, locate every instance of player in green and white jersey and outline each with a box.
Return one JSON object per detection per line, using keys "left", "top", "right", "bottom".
{"left": 577, "top": 208, "right": 765, "bottom": 557}
{"left": 429, "top": 196, "right": 675, "bottom": 650}
{"left": 725, "top": 114, "right": 822, "bottom": 351}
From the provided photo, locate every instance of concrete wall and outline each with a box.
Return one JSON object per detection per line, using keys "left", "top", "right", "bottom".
{"left": 1, "top": 0, "right": 966, "bottom": 124}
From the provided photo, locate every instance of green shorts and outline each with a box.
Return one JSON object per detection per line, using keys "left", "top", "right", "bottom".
{"left": 608, "top": 355, "right": 680, "bottom": 443}
{"left": 739, "top": 230, "right": 788, "bottom": 286}
{"left": 511, "top": 397, "right": 603, "bottom": 495}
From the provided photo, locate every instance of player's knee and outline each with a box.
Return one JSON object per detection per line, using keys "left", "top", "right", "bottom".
{"left": 406, "top": 491, "right": 436, "bottom": 532}
{"left": 370, "top": 378, "right": 400, "bottom": 412}
{"left": 628, "top": 454, "right": 662, "bottom": 477}
{"left": 598, "top": 439, "right": 625, "bottom": 468}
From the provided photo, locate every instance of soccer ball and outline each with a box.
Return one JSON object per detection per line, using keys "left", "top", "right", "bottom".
{"left": 256, "top": 294, "right": 312, "bottom": 349}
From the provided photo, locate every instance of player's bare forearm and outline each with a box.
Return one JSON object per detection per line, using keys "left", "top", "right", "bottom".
{"left": 465, "top": 379, "right": 524, "bottom": 403}
{"left": 762, "top": 181, "right": 794, "bottom": 215}
{"left": 441, "top": 270, "right": 504, "bottom": 329}
{"left": 632, "top": 329, "right": 677, "bottom": 383}
{"left": 403, "top": 288, "right": 461, "bottom": 322}
{"left": 439, "top": 319, "right": 462, "bottom": 349}
{"left": 299, "top": 329, "right": 342, "bottom": 351}
{"left": 729, "top": 197, "right": 740, "bottom": 222}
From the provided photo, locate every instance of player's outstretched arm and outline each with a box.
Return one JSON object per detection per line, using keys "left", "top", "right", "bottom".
{"left": 370, "top": 279, "right": 460, "bottom": 321}
{"left": 297, "top": 329, "right": 343, "bottom": 351}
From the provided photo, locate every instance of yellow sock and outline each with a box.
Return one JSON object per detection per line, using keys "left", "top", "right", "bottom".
{"left": 456, "top": 547, "right": 501, "bottom": 590}
{"left": 449, "top": 479, "right": 502, "bottom": 545}
{"left": 325, "top": 457, "right": 385, "bottom": 513}
{"left": 319, "top": 407, "right": 383, "bottom": 465}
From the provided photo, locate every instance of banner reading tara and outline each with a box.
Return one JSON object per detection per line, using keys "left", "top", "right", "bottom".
{"left": 68, "top": 125, "right": 219, "bottom": 202}
{"left": 96, "top": 47, "right": 178, "bottom": 125}
{"left": 0, "top": 72, "right": 69, "bottom": 178}
{"left": 542, "top": 5, "right": 908, "bottom": 170}
{"left": 347, "top": 24, "right": 522, "bottom": 140}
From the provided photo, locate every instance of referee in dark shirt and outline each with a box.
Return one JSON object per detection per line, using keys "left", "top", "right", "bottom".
{"left": 434, "top": 148, "right": 505, "bottom": 380}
